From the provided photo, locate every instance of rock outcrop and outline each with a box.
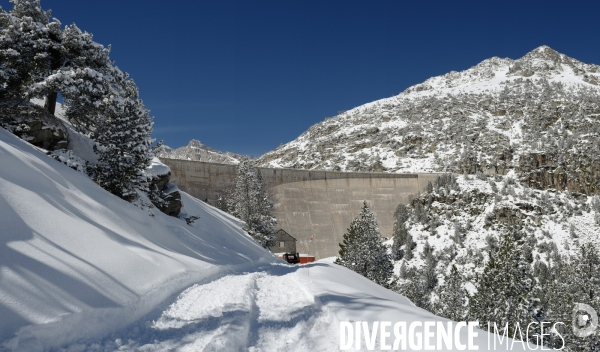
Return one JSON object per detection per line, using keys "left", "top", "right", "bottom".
{"left": 518, "top": 152, "right": 600, "bottom": 195}
{"left": 147, "top": 158, "right": 183, "bottom": 217}
{"left": 0, "top": 102, "right": 68, "bottom": 150}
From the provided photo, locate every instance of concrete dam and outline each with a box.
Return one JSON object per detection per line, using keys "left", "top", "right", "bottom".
{"left": 160, "top": 158, "right": 443, "bottom": 259}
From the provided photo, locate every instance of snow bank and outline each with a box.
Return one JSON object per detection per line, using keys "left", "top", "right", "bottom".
{"left": 60, "top": 262, "right": 534, "bottom": 351}
{"left": 0, "top": 127, "right": 272, "bottom": 350}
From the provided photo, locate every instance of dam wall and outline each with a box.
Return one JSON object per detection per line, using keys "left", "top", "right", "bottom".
{"left": 161, "top": 158, "right": 443, "bottom": 259}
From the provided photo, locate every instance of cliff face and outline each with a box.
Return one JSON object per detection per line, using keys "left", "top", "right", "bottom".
{"left": 518, "top": 152, "right": 600, "bottom": 194}
{"left": 257, "top": 46, "right": 600, "bottom": 195}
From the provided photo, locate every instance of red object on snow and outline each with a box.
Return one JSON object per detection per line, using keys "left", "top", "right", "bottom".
{"left": 299, "top": 255, "right": 315, "bottom": 264}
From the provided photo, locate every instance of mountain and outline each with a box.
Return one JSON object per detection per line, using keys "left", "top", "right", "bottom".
{"left": 257, "top": 46, "right": 600, "bottom": 195}
{"left": 255, "top": 47, "right": 600, "bottom": 350}
{"left": 1, "top": 127, "right": 526, "bottom": 351}
{"left": 158, "top": 139, "right": 246, "bottom": 165}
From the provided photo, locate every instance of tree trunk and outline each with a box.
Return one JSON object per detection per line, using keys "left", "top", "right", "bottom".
{"left": 44, "top": 47, "right": 62, "bottom": 115}
{"left": 44, "top": 90, "right": 58, "bottom": 115}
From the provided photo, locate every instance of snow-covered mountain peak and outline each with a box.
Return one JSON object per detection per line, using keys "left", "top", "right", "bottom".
{"left": 400, "top": 46, "right": 599, "bottom": 99}
{"left": 157, "top": 139, "right": 246, "bottom": 165}
{"left": 257, "top": 46, "right": 600, "bottom": 186}
{"left": 507, "top": 45, "right": 598, "bottom": 81}
{"left": 522, "top": 45, "right": 563, "bottom": 62}
{"left": 186, "top": 139, "right": 206, "bottom": 149}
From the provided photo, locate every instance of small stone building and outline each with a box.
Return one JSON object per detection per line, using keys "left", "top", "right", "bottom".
{"left": 270, "top": 229, "right": 297, "bottom": 254}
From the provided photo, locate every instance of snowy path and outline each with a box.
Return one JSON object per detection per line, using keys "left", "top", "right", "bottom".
{"left": 51, "top": 261, "right": 530, "bottom": 352}
{"left": 61, "top": 263, "right": 341, "bottom": 351}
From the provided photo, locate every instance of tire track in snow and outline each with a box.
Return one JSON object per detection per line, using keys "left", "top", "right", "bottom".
{"left": 248, "top": 270, "right": 332, "bottom": 351}
{"left": 58, "top": 266, "right": 336, "bottom": 351}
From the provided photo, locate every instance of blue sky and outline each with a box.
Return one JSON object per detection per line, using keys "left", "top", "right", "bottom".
{"left": 4, "top": 0, "right": 600, "bottom": 156}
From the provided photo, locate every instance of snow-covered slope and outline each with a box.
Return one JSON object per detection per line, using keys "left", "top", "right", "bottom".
{"left": 257, "top": 46, "right": 600, "bottom": 193}
{"left": 389, "top": 172, "right": 600, "bottom": 284}
{"left": 1, "top": 127, "right": 531, "bottom": 351}
{"left": 57, "top": 263, "right": 533, "bottom": 352}
{"left": 0, "top": 127, "right": 269, "bottom": 349}
{"left": 158, "top": 139, "right": 245, "bottom": 165}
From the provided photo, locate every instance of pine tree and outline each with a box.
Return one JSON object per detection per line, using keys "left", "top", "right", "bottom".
{"left": 0, "top": 0, "right": 60, "bottom": 101}
{"left": 421, "top": 241, "right": 438, "bottom": 291}
{"left": 468, "top": 233, "right": 537, "bottom": 336}
{"left": 404, "top": 233, "right": 415, "bottom": 261}
{"left": 42, "top": 23, "right": 126, "bottom": 130}
{"left": 335, "top": 201, "right": 393, "bottom": 287}
{"left": 216, "top": 194, "right": 229, "bottom": 213}
{"left": 543, "top": 258, "right": 579, "bottom": 350}
{"left": 396, "top": 267, "right": 430, "bottom": 309}
{"left": 0, "top": 1, "right": 159, "bottom": 204}
{"left": 573, "top": 243, "right": 600, "bottom": 305}
{"left": 570, "top": 244, "right": 600, "bottom": 350}
{"left": 0, "top": 0, "right": 126, "bottom": 130}
{"left": 541, "top": 246, "right": 600, "bottom": 351}
{"left": 228, "top": 159, "right": 276, "bottom": 248}
{"left": 435, "top": 265, "right": 466, "bottom": 321}
{"left": 92, "top": 80, "right": 154, "bottom": 201}
{"left": 391, "top": 203, "right": 410, "bottom": 260}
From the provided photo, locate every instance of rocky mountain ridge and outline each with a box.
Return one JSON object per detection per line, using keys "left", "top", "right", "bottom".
{"left": 158, "top": 139, "right": 246, "bottom": 165}
{"left": 257, "top": 46, "right": 600, "bottom": 195}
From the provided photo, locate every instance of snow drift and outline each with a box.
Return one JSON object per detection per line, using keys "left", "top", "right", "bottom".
{"left": 0, "top": 127, "right": 269, "bottom": 349}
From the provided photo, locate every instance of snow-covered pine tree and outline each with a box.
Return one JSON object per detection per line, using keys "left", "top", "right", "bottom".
{"left": 391, "top": 203, "right": 410, "bottom": 260}
{"left": 335, "top": 201, "right": 393, "bottom": 287}
{"left": 404, "top": 233, "right": 415, "bottom": 260}
{"left": 468, "top": 233, "right": 537, "bottom": 337}
{"left": 42, "top": 23, "right": 126, "bottom": 131}
{"left": 435, "top": 265, "right": 466, "bottom": 322}
{"left": 395, "top": 266, "right": 430, "bottom": 309}
{"left": 570, "top": 244, "right": 600, "bottom": 350}
{"left": 92, "top": 79, "right": 154, "bottom": 201}
{"left": 0, "top": 0, "right": 126, "bottom": 131}
{"left": 421, "top": 241, "right": 438, "bottom": 291}
{"left": 540, "top": 245, "right": 600, "bottom": 351}
{"left": 0, "top": 1, "right": 160, "bottom": 205}
{"left": 228, "top": 159, "right": 276, "bottom": 248}
{"left": 0, "top": 0, "right": 60, "bottom": 101}
{"left": 216, "top": 194, "right": 229, "bottom": 213}
{"left": 573, "top": 243, "right": 600, "bottom": 305}
{"left": 543, "top": 258, "right": 579, "bottom": 350}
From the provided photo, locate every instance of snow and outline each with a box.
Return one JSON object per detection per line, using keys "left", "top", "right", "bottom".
{"left": 0, "top": 127, "right": 267, "bottom": 349}
{"left": 0, "top": 126, "right": 534, "bottom": 351}
{"left": 390, "top": 172, "right": 600, "bottom": 301}
{"left": 55, "top": 263, "right": 536, "bottom": 351}
{"left": 145, "top": 157, "right": 171, "bottom": 177}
